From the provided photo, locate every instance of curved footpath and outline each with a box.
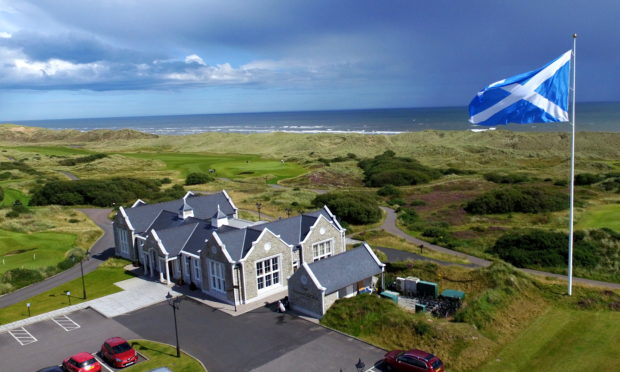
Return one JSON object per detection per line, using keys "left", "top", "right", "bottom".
{"left": 380, "top": 206, "right": 620, "bottom": 290}
{"left": 0, "top": 208, "right": 114, "bottom": 308}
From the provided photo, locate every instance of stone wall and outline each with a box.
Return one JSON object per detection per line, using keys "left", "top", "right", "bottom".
{"left": 300, "top": 215, "right": 344, "bottom": 264}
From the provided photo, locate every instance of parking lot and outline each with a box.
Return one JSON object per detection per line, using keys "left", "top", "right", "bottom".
{"left": 0, "top": 308, "right": 141, "bottom": 372}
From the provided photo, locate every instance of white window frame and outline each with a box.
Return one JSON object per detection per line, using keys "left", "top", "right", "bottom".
{"left": 193, "top": 258, "right": 202, "bottom": 284}
{"left": 208, "top": 259, "right": 225, "bottom": 292}
{"left": 312, "top": 239, "right": 334, "bottom": 261}
{"left": 256, "top": 254, "right": 281, "bottom": 292}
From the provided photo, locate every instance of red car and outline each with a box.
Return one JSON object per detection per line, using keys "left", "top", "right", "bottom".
{"left": 384, "top": 349, "right": 444, "bottom": 372}
{"left": 62, "top": 352, "right": 101, "bottom": 372}
{"left": 100, "top": 337, "right": 137, "bottom": 368}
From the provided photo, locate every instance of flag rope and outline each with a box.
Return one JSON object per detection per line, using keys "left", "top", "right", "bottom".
{"left": 567, "top": 34, "right": 577, "bottom": 296}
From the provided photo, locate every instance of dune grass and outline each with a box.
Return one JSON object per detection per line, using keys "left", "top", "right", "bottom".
{"left": 576, "top": 202, "right": 620, "bottom": 231}
{"left": 0, "top": 229, "right": 76, "bottom": 274}
{"left": 0, "top": 258, "right": 134, "bottom": 325}
{"left": 129, "top": 339, "right": 206, "bottom": 372}
{"left": 7, "top": 146, "right": 93, "bottom": 156}
{"left": 478, "top": 308, "right": 620, "bottom": 372}
{"left": 120, "top": 152, "right": 306, "bottom": 184}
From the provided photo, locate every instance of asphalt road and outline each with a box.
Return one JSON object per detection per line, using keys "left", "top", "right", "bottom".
{"left": 0, "top": 208, "right": 114, "bottom": 310}
{"left": 0, "top": 308, "right": 139, "bottom": 372}
{"left": 115, "top": 298, "right": 387, "bottom": 372}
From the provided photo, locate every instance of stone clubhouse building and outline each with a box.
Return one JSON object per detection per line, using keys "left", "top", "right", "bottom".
{"left": 113, "top": 190, "right": 384, "bottom": 316}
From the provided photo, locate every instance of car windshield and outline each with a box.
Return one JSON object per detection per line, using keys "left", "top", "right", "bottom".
{"left": 112, "top": 342, "right": 132, "bottom": 353}
{"left": 79, "top": 358, "right": 96, "bottom": 367}
{"left": 432, "top": 359, "right": 443, "bottom": 369}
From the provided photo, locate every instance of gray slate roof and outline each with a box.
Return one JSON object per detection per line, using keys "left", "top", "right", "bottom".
{"left": 215, "top": 207, "right": 341, "bottom": 261}
{"left": 308, "top": 244, "right": 383, "bottom": 294}
{"left": 123, "top": 192, "right": 235, "bottom": 234}
{"left": 155, "top": 219, "right": 218, "bottom": 256}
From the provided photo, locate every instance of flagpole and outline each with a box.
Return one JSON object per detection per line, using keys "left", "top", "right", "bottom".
{"left": 568, "top": 33, "right": 577, "bottom": 296}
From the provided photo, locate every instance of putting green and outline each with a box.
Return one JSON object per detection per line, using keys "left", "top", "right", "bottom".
{"left": 121, "top": 152, "right": 306, "bottom": 184}
{"left": 576, "top": 203, "right": 620, "bottom": 231}
{"left": 0, "top": 230, "right": 76, "bottom": 274}
{"left": 0, "top": 188, "right": 30, "bottom": 207}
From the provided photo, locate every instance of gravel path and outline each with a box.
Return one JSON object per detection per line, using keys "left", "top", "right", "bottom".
{"left": 57, "top": 170, "right": 79, "bottom": 180}
{"left": 0, "top": 208, "right": 114, "bottom": 310}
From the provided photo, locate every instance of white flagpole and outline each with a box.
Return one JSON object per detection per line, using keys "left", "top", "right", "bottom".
{"left": 568, "top": 34, "right": 577, "bottom": 296}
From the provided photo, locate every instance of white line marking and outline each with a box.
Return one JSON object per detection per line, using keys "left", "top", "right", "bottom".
{"left": 94, "top": 354, "right": 114, "bottom": 372}
{"left": 52, "top": 315, "right": 81, "bottom": 331}
{"left": 8, "top": 327, "right": 38, "bottom": 345}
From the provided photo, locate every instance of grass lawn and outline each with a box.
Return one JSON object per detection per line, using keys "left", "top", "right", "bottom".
{"left": 0, "top": 259, "right": 134, "bottom": 325}
{"left": 129, "top": 339, "right": 206, "bottom": 372}
{"left": 478, "top": 307, "right": 620, "bottom": 372}
{"left": 576, "top": 202, "right": 620, "bottom": 231}
{"left": 0, "top": 229, "right": 76, "bottom": 274}
{"left": 121, "top": 152, "right": 306, "bottom": 184}
{"left": 8, "top": 146, "right": 93, "bottom": 156}
{"left": 0, "top": 188, "right": 31, "bottom": 207}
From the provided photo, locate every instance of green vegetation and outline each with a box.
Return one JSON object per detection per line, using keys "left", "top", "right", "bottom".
{"left": 122, "top": 152, "right": 305, "bottom": 184}
{"left": 479, "top": 308, "right": 620, "bottom": 372}
{"left": 0, "top": 160, "right": 40, "bottom": 175}
{"left": 464, "top": 186, "right": 567, "bottom": 214}
{"left": 483, "top": 172, "right": 530, "bottom": 184}
{"left": 185, "top": 172, "right": 214, "bottom": 185}
{"left": 30, "top": 178, "right": 185, "bottom": 207}
{"left": 129, "top": 340, "right": 206, "bottom": 372}
{"left": 8, "top": 145, "right": 93, "bottom": 156}
{"left": 574, "top": 172, "right": 604, "bottom": 185}
{"left": 491, "top": 229, "right": 620, "bottom": 282}
{"left": 0, "top": 229, "right": 77, "bottom": 275}
{"left": 312, "top": 191, "right": 381, "bottom": 225}
{"left": 0, "top": 258, "right": 134, "bottom": 324}
{"left": 358, "top": 150, "right": 442, "bottom": 187}
{"left": 577, "top": 203, "right": 620, "bottom": 231}
{"left": 58, "top": 153, "right": 107, "bottom": 166}
{"left": 0, "top": 188, "right": 30, "bottom": 207}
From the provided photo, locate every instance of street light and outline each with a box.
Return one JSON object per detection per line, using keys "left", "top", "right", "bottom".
{"left": 166, "top": 292, "right": 181, "bottom": 358}
{"left": 66, "top": 291, "right": 71, "bottom": 306}
{"left": 255, "top": 202, "right": 262, "bottom": 220}
{"left": 79, "top": 251, "right": 91, "bottom": 299}
{"left": 26, "top": 303, "right": 31, "bottom": 317}
{"left": 355, "top": 358, "right": 365, "bottom": 372}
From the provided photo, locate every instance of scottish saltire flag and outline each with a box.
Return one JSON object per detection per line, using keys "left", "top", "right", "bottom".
{"left": 469, "top": 50, "right": 572, "bottom": 125}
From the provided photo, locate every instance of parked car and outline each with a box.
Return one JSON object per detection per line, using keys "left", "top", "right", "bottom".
{"left": 36, "top": 366, "right": 64, "bottom": 372}
{"left": 62, "top": 352, "right": 101, "bottom": 372}
{"left": 100, "top": 337, "right": 138, "bottom": 368}
{"left": 383, "top": 349, "right": 444, "bottom": 372}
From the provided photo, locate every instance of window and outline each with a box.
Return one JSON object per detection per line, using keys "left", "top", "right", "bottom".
{"left": 184, "top": 256, "right": 190, "bottom": 278}
{"left": 256, "top": 256, "right": 280, "bottom": 291}
{"left": 312, "top": 239, "right": 333, "bottom": 261}
{"left": 116, "top": 227, "right": 130, "bottom": 255}
{"left": 193, "top": 258, "right": 202, "bottom": 284}
{"left": 209, "top": 260, "right": 225, "bottom": 292}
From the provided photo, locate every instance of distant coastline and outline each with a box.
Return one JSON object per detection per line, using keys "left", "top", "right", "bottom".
{"left": 6, "top": 102, "right": 620, "bottom": 135}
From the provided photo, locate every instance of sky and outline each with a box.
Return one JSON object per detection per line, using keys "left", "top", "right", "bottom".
{"left": 1, "top": 0, "right": 619, "bottom": 121}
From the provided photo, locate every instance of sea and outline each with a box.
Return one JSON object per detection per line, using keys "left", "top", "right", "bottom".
{"left": 10, "top": 102, "right": 620, "bottom": 136}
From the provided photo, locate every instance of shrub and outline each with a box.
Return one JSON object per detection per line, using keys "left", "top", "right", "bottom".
{"left": 575, "top": 173, "right": 604, "bottom": 185}
{"left": 464, "top": 186, "right": 567, "bottom": 214}
{"left": 491, "top": 229, "right": 599, "bottom": 269}
{"left": 185, "top": 172, "right": 214, "bottom": 185}
{"left": 358, "top": 151, "right": 441, "bottom": 187}
{"left": 377, "top": 184, "right": 402, "bottom": 198}
{"left": 1, "top": 268, "right": 44, "bottom": 289}
{"left": 312, "top": 192, "right": 381, "bottom": 225}
{"left": 58, "top": 153, "right": 107, "bottom": 166}
{"left": 0, "top": 171, "right": 11, "bottom": 180}
{"left": 484, "top": 172, "right": 529, "bottom": 184}
{"left": 0, "top": 186, "right": 3, "bottom": 202}
{"left": 554, "top": 179, "right": 568, "bottom": 186}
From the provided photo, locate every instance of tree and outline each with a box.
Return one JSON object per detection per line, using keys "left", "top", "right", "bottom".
{"left": 312, "top": 192, "right": 381, "bottom": 225}
{"left": 185, "top": 172, "right": 214, "bottom": 185}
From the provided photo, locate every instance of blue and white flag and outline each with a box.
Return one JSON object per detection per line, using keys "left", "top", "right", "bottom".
{"left": 469, "top": 50, "right": 572, "bottom": 125}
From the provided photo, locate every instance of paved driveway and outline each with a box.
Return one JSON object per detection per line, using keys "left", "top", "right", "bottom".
{"left": 116, "top": 298, "right": 387, "bottom": 372}
{"left": 0, "top": 308, "right": 139, "bottom": 372}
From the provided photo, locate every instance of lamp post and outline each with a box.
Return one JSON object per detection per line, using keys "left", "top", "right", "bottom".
{"left": 66, "top": 291, "right": 71, "bottom": 306}
{"left": 26, "top": 303, "right": 31, "bottom": 317}
{"left": 80, "top": 251, "right": 90, "bottom": 299}
{"left": 255, "top": 202, "right": 262, "bottom": 220}
{"left": 355, "top": 358, "right": 365, "bottom": 372}
{"left": 166, "top": 292, "right": 181, "bottom": 358}
{"left": 285, "top": 207, "right": 292, "bottom": 218}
